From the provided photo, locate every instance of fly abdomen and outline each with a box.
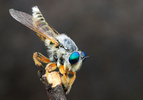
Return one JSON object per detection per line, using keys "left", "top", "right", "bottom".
{"left": 32, "top": 6, "right": 54, "bottom": 37}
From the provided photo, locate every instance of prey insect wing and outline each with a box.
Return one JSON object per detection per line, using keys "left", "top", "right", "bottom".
{"left": 9, "top": 8, "right": 59, "bottom": 45}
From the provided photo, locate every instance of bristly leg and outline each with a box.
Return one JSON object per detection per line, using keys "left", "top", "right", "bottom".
{"left": 33, "top": 52, "right": 50, "bottom": 66}
{"left": 66, "top": 71, "right": 76, "bottom": 94}
{"left": 59, "top": 65, "right": 76, "bottom": 94}
{"left": 33, "top": 52, "right": 50, "bottom": 82}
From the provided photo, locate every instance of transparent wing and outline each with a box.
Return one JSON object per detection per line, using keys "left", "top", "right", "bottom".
{"left": 9, "top": 8, "right": 59, "bottom": 46}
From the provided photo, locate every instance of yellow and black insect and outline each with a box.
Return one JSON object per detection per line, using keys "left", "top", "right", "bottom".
{"left": 9, "top": 6, "right": 86, "bottom": 94}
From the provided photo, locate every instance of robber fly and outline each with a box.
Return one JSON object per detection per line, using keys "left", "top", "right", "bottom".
{"left": 9, "top": 6, "right": 86, "bottom": 94}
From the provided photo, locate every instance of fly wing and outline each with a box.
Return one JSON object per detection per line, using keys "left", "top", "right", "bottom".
{"left": 9, "top": 7, "right": 59, "bottom": 46}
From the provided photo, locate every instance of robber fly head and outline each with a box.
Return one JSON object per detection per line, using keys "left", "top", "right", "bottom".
{"left": 54, "top": 34, "right": 86, "bottom": 72}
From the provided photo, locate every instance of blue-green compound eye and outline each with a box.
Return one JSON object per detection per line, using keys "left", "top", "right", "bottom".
{"left": 69, "top": 52, "right": 80, "bottom": 65}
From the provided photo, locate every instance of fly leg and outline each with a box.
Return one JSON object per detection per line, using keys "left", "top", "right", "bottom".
{"left": 59, "top": 65, "right": 76, "bottom": 94}
{"left": 33, "top": 52, "right": 50, "bottom": 83}
{"left": 59, "top": 65, "right": 67, "bottom": 88}
{"left": 66, "top": 71, "right": 76, "bottom": 94}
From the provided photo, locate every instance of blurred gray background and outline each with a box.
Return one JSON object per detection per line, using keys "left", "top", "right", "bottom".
{"left": 1, "top": 0, "right": 143, "bottom": 100}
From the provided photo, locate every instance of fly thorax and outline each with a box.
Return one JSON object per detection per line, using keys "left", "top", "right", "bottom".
{"left": 56, "top": 34, "right": 78, "bottom": 52}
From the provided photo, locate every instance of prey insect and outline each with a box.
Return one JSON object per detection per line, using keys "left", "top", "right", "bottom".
{"left": 9, "top": 6, "right": 86, "bottom": 94}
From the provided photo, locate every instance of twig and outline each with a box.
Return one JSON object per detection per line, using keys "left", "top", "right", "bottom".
{"left": 42, "top": 71, "right": 67, "bottom": 100}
